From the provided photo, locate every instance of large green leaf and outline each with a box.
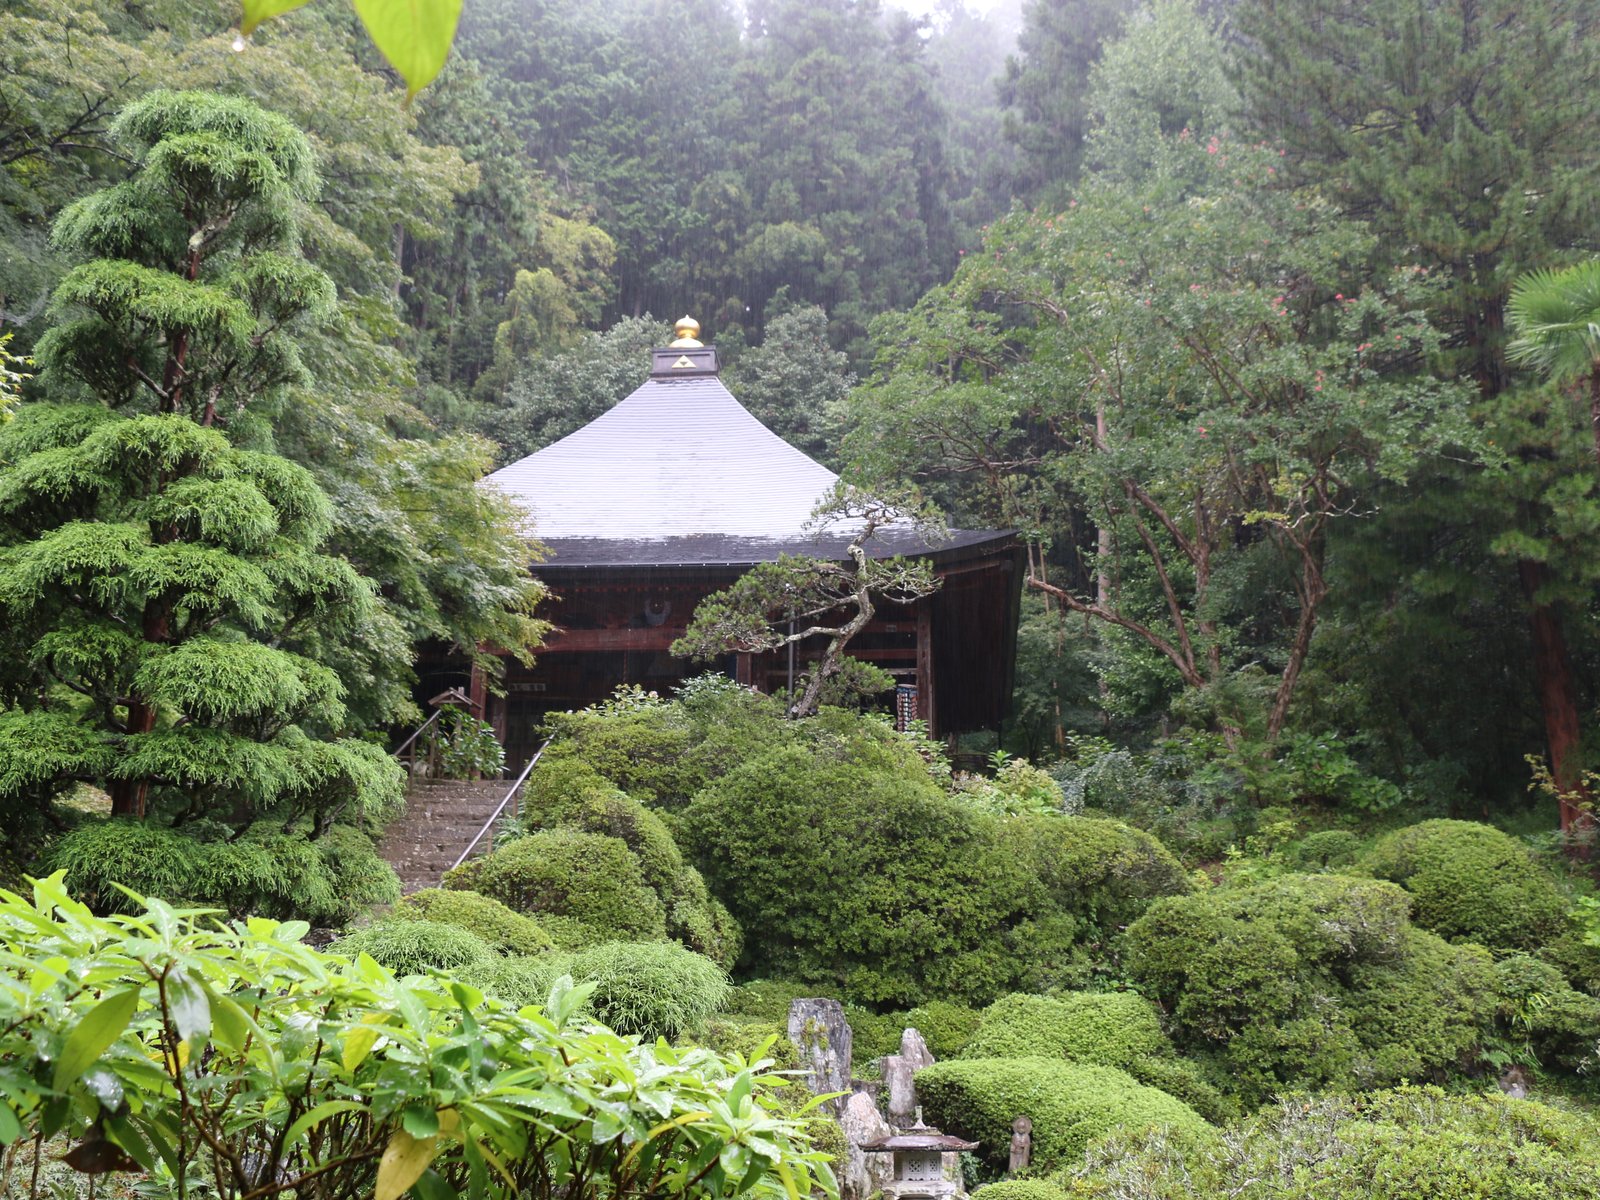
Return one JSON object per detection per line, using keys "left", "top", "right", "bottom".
{"left": 240, "top": 0, "right": 313, "bottom": 35}
{"left": 53, "top": 987, "right": 142, "bottom": 1092}
{"left": 351, "top": 0, "right": 463, "bottom": 98}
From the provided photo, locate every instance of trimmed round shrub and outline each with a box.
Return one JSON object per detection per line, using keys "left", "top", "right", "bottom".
{"left": 1005, "top": 814, "right": 1190, "bottom": 932}
{"left": 476, "top": 953, "right": 576, "bottom": 1009}
{"left": 1123, "top": 874, "right": 1497, "bottom": 1104}
{"left": 681, "top": 743, "right": 1043, "bottom": 1006}
{"left": 567, "top": 940, "right": 731, "bottom": 1041}
{"left": 962, "top": 993, "right": 1170, "bottom": 1068}
{"left": 1122, "top": 1056, "right": 1234, "bottom": 1125}
{"left": 327, "top": 919, "right": 496, "bottom": 976}
{"left": 902, "top": 1000, "right": 983, "bottom": 1060}
{"left": 1493, "top": 953, "right": 1600, "bottom": 1073}
{"left": 1362, "top": 819, "right": 1567, "bottom": 952}
{"left": 1284, "top": 829, "right": 1362, "bottom": 871}
{"left": 1072, "top": 1087, "right": 1600, "bottom": 1199}
{"left": 443, "top": 828, "right": 665, "bottom": 941}
{"left": 393, "top": 887, "right": 554, "bottom": 955}
{"left": 666, "top": 865, "right": 743, "bottom": 970}
{"left": 695, "top": 1017, "right": 801, "bottom": 1070}
{"left": 973, "top": 1182, "right": 1070, "bottom": 1200}
{"left": 522, "top": 774, "right": 683, "bottom": 894}
{"left": 916, "top": 1057, "right": 1207, "bottom": 1174}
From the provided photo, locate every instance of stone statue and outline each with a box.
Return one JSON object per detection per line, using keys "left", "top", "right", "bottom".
{"left": 1008, "top": 1115, "right": 1032, "bottom": 1176}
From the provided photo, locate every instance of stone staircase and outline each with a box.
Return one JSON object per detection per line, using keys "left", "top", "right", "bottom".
{"left": 377, "top": 777, "right": 512, "bottom": 894}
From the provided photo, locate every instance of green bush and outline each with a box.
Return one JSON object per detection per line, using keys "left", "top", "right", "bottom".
{"left": 394, "top": 887, "right": 554, "bottom": 955}
{"left": 328, "top": 918, "right": 498, "bottom": 975}
{"left": 444, "top": 828, "right": 666, "bottom": 941}
{"left": 1006, "top": 814, "right": 1190, "bottom": 933}
{"left": 1071, "top": 1087, "right": 1600, "bottom": 1199}
{"left": 1122, "top": 1056, "right": 1235, "bottom": 1125}
{"left": 1493, "top": 953, "right": 1600, "bottom": 1073}
{"left": 916, "top": 1057, "right": 1207, "bottom": 1174}
{"left": 972, "top": 1181, "right": 1070, "bottom": 1200}
{"left": 477, "top": 953, "right": 576, "bottom": 1009}
{"left": 682, "top": 742, "right": 1039, "bottom": 1005}
{"left": 962, "top": 993, "right": 1170, "bottom": 1069}
{"left": 903, "top": 1000, "right": 983, "bottom": 1060}
{"left": 567, "top": 940, "right": 732, "bottom": 1041}
{"left": 723, "top": 978, "right": 817, "bottom": 1020}
{"left": 695, "top": 1017, "right": 801, "bottom": 1070}
{"left": 519, "top": 762, "right": 743, "bottom": 966}
{"left": 1283, "top": 829, "right": 1363, "bottom": 871}
{"left": 48, "top": 817, "right": 397, "bottom": 925}
{"left": 1362, "top": 819, "right": 1568, "bottom": 951}
{"left": 1123, "top": 874, "right": 1497, "bottom": 1104}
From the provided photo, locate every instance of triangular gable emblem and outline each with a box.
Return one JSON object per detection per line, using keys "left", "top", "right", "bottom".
{"left": 671, "top": 355, "right": 695, "bottom": 368}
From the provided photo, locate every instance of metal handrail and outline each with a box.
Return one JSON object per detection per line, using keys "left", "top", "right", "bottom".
{"left": 449, "top": 737, "right": 552, "bottom": 872}
{"left": 393, "top": 707, "right": 447, "bottom": 773}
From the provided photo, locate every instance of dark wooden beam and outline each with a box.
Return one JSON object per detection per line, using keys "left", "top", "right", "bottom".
{"left": 541, "top": 626, "right": 685, "bottom": 652}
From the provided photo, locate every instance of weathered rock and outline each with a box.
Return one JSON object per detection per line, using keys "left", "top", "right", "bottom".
{"left": 837, "top": 1091, "right": 896, "bottom": 1200}
{"left": 788, "top": 998, "right": 853, "bottom": 1104}
{"left": 881, "top": 1026, "right": 937, "bottom": 1124}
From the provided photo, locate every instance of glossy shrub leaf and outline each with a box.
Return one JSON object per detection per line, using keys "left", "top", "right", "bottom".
{"left": 351, "top": 0, "right": 463, "bottom": 98}
{"left": 240, "top": 0, "right": 313, "bottom": 35}
{"left": 376, "top": 1129, "right": 439, "bottom": 1200}
{"left": 53, "top": 986, "right": 141, "bottom": 1091}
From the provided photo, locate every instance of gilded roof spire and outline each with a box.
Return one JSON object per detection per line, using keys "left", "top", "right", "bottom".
{"left": 670, "top": 315, "right": 703, "bottom": 348}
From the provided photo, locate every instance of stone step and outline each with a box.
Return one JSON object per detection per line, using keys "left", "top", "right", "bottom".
{"left": 377, "top": 775, "right": 517, "bottom": 894}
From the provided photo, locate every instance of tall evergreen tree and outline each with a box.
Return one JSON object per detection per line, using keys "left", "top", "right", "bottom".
{"left": 1232, "top": 0, "right": 1600, "bottom": 832}
{"left": 0, "top": 91, "right": 401, "bottom": 831}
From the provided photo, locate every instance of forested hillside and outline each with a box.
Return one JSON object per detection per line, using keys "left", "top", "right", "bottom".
{"left": 5, "top": 2, "right": 1600, "bottom": 1196}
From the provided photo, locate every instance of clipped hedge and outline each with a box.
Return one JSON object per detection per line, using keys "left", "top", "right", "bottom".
{"left": 444, "top": 828, "right": 665, "bottom": 942}
{"left": 1072, "top": 1087, "right": 1600, "bottom": 1200}
{"left": 1123, "top": 873, "right": 1497, "bottom": 1104}
{"left": 394, "top": 887, "right": 554, "bottom": 955}
{"left": 962, "top": 993, "right": 1170, "bottom": 1068}
{"left": 568, "top": 940, "right": 731, "bottom": 1041}
{"left": 916, "top": 1057, "right": 1207, "bottom": 1174}
{"left": 1006, "top": 815, "right": 1190, "bottom": 933}
{"left": 327, "top": 919, "right": 497, "bottom": 976}
{"left": 1362, "top": 819, "right": 1567, "bottom": 952}
{"left": 973, "top": 1182, "right": 1071, "bottom": 1200}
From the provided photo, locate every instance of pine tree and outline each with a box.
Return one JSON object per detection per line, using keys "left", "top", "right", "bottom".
{"left": 0, "top": 90, "right": 402, "bottom": 833}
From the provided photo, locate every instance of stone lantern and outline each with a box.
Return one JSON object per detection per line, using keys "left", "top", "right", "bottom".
{"left": 859, "top": 1110, "right": 979, "bottom": 1200}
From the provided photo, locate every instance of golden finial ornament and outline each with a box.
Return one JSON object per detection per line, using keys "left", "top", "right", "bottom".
{"left": 669, "top": 316, "right": 703, "bottom": 348}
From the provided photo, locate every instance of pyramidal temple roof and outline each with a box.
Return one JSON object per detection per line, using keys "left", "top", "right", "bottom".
{"left": 485, "top": 326, "right": 1012, "bottom": 568}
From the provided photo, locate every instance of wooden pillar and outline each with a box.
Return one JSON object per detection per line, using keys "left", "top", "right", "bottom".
{"left": 735, "top": 652, "right": 753, "bottom": 686}
{"left": 916, "top": 598, "right": 936, "bottom": 735}
{"left": 468, "top": 659, "right": 488, "bottom": 720}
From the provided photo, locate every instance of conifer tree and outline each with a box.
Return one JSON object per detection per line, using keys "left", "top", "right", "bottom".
{"left": 0, "top": 90, "right": 403, "bottom": 831}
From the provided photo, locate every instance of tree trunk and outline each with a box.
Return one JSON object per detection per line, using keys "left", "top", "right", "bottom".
{"left": 109, "top": 594, "right": 172, "bottom": 818}
{"left": 1518, "top": 558, "right": 1593, "bottom": 850}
